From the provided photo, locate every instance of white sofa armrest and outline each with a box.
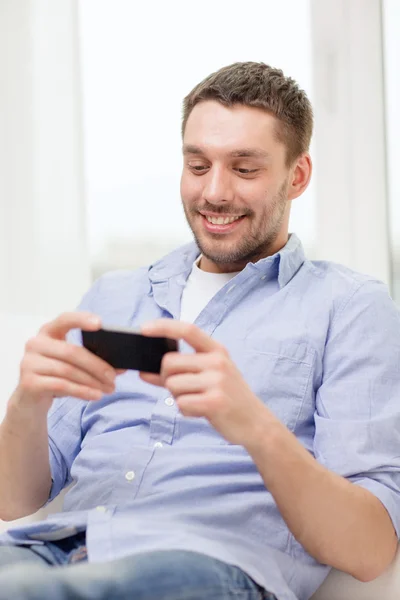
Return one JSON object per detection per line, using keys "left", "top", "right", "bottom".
{"left": 311, "top": 545, "right": 400, "bottom": 600}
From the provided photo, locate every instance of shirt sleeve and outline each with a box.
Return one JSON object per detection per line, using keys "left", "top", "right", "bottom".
{"left": 45, "top": 278, "right": 102, "bottom": 503}
{"left": 314, "top": 279, "right": 400, "bottom": 538}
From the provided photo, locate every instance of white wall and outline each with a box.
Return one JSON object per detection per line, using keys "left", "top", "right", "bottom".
{"left": 0, "top": 0, "right": 90, "bottom": 317}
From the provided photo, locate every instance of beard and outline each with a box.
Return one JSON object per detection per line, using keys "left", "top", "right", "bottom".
{"left": 182, "top": 178, "right": 289, "bottom": 268}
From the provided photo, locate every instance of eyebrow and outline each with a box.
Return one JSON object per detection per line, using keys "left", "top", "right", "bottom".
{"left": 182, "top": 144, "right": 271, "bottom": 160}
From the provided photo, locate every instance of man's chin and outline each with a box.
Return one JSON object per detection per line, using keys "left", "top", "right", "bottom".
{"left": 196, "top": 237, "right": 232, "bottom": 258}
{"left": 198, "top": 244, "right": 246, "bottom": 267}
{"left": 191, "top": 226, "right": 252, "bottom": 266}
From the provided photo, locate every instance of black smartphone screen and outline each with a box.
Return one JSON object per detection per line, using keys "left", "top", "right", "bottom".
{"left": 81, "top": 326, "right": 178, "bottom": 373}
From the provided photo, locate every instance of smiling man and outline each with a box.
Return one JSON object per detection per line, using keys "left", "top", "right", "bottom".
{"left": 0, "top": 62, "right": 400, "bottom": 600}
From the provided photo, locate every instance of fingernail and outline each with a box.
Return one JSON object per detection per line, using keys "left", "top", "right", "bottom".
{"left": 90, "top": 390, "right": 103, "bottom": 400}
{"left": 89, "top": 317, "right": 101, "bottom": 326}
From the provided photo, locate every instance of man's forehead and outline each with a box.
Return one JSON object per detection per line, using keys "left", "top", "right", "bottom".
{"left": 183, "top": 102, "right": 281, "bottom": 157}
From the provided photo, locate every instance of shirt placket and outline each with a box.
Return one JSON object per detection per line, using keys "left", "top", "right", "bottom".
{"left": 149, "top": 394, "right": 179, "bottom": 445}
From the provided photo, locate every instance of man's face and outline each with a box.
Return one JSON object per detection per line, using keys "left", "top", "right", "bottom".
{"left": 180, "top": 101, "right": 295, "bottom": 273}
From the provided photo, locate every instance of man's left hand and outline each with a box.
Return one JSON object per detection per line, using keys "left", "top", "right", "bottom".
{"left": 140, "top": 319, "right": 274, "bottom": 448}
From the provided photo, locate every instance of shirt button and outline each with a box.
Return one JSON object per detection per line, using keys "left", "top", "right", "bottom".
{"left": 164, "top": 397, "right": 174, "bottom": 407}
{"left": 154, "top": 441, "right": 163, "bottom": 449}
{"left": 95, "top": 505, "right": 107, "bottom": 512}
{"left": 125, "top": 471, "right": 135, "bottom": 481}
{"left": 226, "top": 284, "right": 236, "bottom": 293}
{"left": 260, "top": 275, "right": 266, "bottom": 280}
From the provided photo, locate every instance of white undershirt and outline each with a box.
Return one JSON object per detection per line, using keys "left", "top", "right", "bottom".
{"left": 180, "top": 256, "right": 239, "bottom": 324}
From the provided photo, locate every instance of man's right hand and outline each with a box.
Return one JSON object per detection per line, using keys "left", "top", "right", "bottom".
{"left": 13, "top": 312, "right": 118, "bottom": 412}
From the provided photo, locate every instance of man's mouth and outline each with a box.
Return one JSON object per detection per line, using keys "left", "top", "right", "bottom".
{"left": 204, "top": 214, "right": 243, "bottom": 225}
{"left": 199, "top": 213, "right": 246, "bottom": 234}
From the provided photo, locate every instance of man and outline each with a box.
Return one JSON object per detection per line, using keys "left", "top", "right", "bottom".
{"left": 0, "top": 61, "right": 399, "bottom": 600}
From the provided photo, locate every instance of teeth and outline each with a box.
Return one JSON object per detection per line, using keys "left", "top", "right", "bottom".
{"left": 206, "top": 215, "right": 242, "bottom": 225}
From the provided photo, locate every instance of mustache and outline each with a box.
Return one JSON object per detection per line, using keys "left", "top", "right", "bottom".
{"left": 193, "top": 202, "right": 252, "bottom": 217}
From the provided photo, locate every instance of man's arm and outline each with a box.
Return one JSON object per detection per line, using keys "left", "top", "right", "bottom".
{"left": 141, "top": 284, "right": 400, "bottom": 582}
{"left": 245, "top": 279, "right": 400, "bottom": 581}
{"left": 246, "top": 416, "right": 398, "bottom": 582}
{"left": 0, "top": 389, "right": 52, "bottom": 520}
{"left": 0, "top": 312, "right": 116, "bottom": 521}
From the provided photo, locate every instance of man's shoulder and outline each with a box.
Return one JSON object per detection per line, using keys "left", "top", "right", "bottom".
{"left": 77, "top": 266, "right": 151, "bottom": 324}
{"left": 308, "top": 258, "right": 379, "bottom": 288}
{"left": 93, "top": 239, "right": 197, "bottom": 296}
{"left": 96, "top": 265, "right": 150, "bottom": 294}
{"left": 305, "top": 258, "right": 394, "bottom": 318}
{"left": 79, "top": 241, "right": 197, "bottom": 320}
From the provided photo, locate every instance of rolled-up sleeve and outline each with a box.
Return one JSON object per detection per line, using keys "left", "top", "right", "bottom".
{"left": 314, "top": 280, "right": 400, "bottom": 538}
{"left": 46, "top": 394, "right": 85, "bottom": 503}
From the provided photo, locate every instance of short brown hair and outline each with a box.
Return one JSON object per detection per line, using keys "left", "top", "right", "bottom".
{"left": 182, "top": 61, "right": 313, "bottom": 166}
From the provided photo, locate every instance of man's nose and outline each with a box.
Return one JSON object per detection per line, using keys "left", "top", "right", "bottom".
{"left": 202, "top": 166, "right": 234, "bottom": 205}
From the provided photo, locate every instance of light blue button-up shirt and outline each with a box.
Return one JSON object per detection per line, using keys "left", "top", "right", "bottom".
{"left": 2, "top": 234, "right": 400, "bottom": 600}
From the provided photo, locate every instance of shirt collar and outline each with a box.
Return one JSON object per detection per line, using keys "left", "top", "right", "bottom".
{"left": 255, "top": 233, "right": 306, "bottom": 288}
{"left": 148, "top": 233, "right": 305, "bottom": 289}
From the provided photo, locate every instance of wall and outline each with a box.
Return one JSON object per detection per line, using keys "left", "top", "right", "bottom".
{"left": 0, "top": 0, "right": 90, "bottom": 317}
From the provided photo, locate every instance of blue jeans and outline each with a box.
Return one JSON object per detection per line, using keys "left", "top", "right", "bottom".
{"left": 0, "top": 533, "right": 276, "bottom": 600}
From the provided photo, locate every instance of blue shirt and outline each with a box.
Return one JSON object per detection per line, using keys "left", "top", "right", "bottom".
{"left": 2, "top": 234, "right": 400, "bottom": 600}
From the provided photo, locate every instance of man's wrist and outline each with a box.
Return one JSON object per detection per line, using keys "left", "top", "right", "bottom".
{"left": 7, "top": 386, "right": 52, "bottom": 424}
{"left": 242, "top": 404, "right": 285, "bottom": 457}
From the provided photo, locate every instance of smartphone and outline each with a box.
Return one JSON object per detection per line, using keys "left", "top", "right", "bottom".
{"left": 81, "top": 326, "right": 178, "bottom": 373}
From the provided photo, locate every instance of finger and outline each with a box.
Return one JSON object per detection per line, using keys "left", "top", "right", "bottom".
{"left": 25, "top": 336, "right": 117, "bottom": 387}
{"left": 40, "top": 312, "right": 101, "bottom": 341}
{"left": 141, "top": 319, "right": 226, "bottom": 354}
{"left": 164, "top": 372, "right": 207, "bottom": 397}
{"left": 35, "top": 374, "right": 106, "bottom": 401}
{"left": 176, "top": 394, "right": 208, "bottom": 418}
{"left": 144, "top": 351, "right": 229, "bottom": 389}
{"left": 139, "top": 372, "right": 163, "bottom": 387}
{"left": 160, "top": 351, "right": 220, "bottom": 378}
{"left": 23, "top": 354, "right": 115, "bottom": 395}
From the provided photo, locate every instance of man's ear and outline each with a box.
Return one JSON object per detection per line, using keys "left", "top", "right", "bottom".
{"left": 287, "top": 153, "right": 312, "bottom": 201}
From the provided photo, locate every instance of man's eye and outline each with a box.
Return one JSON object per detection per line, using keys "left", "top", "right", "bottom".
{"left": 189, "top": 165, "right": 209, "bottom": 174}
{"left": 235, "top": 168, "right": 258, "bottom": 175}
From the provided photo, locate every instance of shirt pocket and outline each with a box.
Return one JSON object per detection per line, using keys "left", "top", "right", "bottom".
{"left": 240, "top": 339, "right": 315, "bottom": 432}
